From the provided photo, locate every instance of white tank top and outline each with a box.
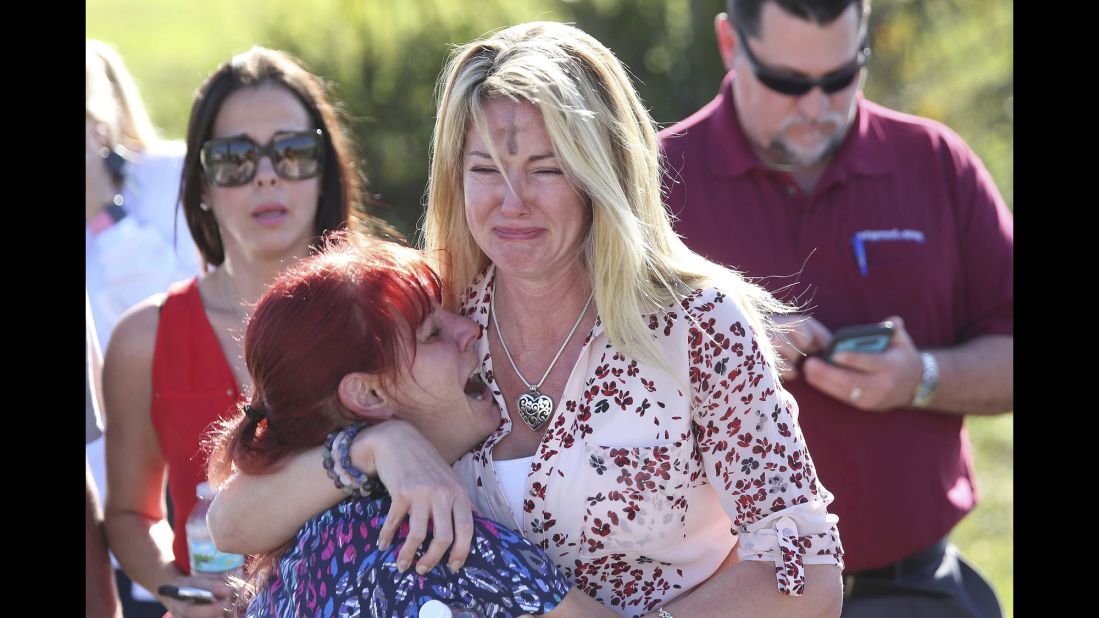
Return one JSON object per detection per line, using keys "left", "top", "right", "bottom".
{"left": 493, "top": 455, "right": 536, "bottom": 524}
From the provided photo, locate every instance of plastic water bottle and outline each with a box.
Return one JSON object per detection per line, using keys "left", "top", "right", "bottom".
{"left": 186, "top": 482, "right": 244, "bottom": 580}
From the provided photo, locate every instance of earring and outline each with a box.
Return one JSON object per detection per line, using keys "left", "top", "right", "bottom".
{"left": 199, "top": 202, "right": 210, "bottom": 212}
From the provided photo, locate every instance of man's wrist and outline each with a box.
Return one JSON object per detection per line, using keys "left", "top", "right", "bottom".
{"left": 910, "top": 351, "right": 939, "bottom": 408}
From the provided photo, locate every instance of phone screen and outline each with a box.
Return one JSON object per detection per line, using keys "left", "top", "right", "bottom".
{"left": 157, "top": 585, "right": 216, "bottom": 605}
{"left": 823, "top": 321, "right": 895, "bottom": 363}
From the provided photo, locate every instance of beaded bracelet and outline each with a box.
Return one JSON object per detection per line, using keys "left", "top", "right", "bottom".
{"left": 325, "top": 425, "right": 366, "bottom": 496}
{"left": 324, "top": 424, "right": 377, "bottom": 497}
{"left": 331, "top": 432, "right": 365, "bottom": 492}
{"left": 322, "top": 422, "right": 380, "bottom": 498}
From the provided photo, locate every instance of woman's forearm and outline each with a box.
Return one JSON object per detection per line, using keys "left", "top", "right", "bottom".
{"left": 209, "top": 419, "right": 477, "bottom": 573}
{"left": 103, "top": 512, "right": 185, "bottom": 595}
{"left": 207, "top": 420, "right": 422, "bottom": 555}
{"left": 544, "top": 587, "right": 618, "bottom": 617}
{"left": 646, "top": 562, "right": 843, "bottom": 618}
{"left": 86, "top": 463, "right": 122, "bottom": 618}
{"left": 208, "top": 446, "right": 343, "bottom": 554}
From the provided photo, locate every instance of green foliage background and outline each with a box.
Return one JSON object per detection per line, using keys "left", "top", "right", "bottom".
{"left": 88, "top": 1, "right": 1012, "bottom": 614}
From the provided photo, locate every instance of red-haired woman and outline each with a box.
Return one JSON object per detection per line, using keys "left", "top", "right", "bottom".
{"left": 206, "top": 234, "right": 601, "bottom": 617}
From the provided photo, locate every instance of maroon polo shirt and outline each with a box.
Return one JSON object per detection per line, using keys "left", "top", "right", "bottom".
{"left": 659, "top": 72, "right": 1013, "bottom": 572}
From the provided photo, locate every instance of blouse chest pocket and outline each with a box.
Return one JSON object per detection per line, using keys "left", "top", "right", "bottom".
{"left": 578, "top": 441, "right": 690, "bottom": 557}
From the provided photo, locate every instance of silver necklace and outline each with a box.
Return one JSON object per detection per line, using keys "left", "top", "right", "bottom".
{"left": 490, "top": 285, "right": 595, "bottom": 431}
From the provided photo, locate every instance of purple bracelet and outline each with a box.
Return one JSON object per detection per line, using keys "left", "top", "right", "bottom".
{"left": 322, "top": 422, "right": 379, "bottom": 497}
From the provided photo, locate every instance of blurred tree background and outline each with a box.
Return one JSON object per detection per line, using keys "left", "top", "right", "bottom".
{"left": 88, "top": 0, "right": 1013, "bottom": 614}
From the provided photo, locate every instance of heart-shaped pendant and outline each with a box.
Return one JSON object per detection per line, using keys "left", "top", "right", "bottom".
{"left": 517, "top": 390, "right": 554, "bottom": 431}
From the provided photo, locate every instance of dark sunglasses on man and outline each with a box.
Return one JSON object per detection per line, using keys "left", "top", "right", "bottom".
{"left": 200, "top": 129, "right": 325, "bottom": 187}
{"left": 735, "top": 25, "right": 871, "bottom": 97}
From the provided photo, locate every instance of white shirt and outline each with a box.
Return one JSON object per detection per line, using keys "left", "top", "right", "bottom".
{"left": 86, "top": 140, "right": 200, "bottom": 350}
{"left": 494, "top": 455, "right": 536, "bottom": 522}
{"left": 453, "top": 267, "right": 843, "bottom": 616}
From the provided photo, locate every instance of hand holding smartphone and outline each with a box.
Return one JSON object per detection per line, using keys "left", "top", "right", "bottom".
{"left": 822, "top": 321, "right": 896, "bottom": 364}
{"left": 157, "top": 584, "right": 217, "bottom": 605}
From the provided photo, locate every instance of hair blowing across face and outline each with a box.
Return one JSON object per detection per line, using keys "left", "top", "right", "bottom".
{"left": 424, "top": 21, "right": 790, "bottom": 373}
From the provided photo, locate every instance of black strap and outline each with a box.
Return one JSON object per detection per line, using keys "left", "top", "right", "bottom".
{"left": 104, "top": 201, "right": 127, "bottom": 224}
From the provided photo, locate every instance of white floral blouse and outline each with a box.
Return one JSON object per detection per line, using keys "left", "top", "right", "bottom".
{"left": 453, "top": 268, "right": 843, "bottom": 617}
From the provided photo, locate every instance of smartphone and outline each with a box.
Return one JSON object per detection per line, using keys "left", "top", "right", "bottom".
{"left": 822, "top": 321, "right": 895, "bottom": 364}
{"left": 156, "top": 584, "right": 216, "bottom": 605}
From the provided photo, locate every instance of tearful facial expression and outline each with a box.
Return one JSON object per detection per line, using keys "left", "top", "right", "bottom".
{"left": 204, "top": 83, "right": 320, "bottom": 263}
{"left": 463, "top": 99, "right": 590, "bottom": 285}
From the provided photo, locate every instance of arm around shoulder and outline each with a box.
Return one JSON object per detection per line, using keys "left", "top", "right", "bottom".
{"left": 207, "top": 445, "right": 345, "bottom": 554}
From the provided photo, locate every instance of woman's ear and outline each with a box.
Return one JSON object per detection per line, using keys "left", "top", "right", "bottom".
{"left": 338, "top": 372, "right": 394, "bottom": 422}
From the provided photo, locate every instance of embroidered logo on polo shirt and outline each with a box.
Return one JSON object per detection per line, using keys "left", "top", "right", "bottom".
{"left": 850, "top": 228, "right": 926, "bottom": 276}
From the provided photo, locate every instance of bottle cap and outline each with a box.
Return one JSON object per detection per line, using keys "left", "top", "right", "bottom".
{"left": 418, "top": 600, "right": 453, "bottom": 618}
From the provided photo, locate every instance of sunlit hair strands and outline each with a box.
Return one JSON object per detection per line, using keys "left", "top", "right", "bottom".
{"left": 423, "top": 21, "right": 790, "bottom": 370}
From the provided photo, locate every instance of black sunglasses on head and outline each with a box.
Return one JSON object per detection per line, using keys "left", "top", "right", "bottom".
{"left": 200, "top": 129, "right": 325, "bottom": 187}
{"left": 735, "top": 26, "right": 870, "bottom": 96}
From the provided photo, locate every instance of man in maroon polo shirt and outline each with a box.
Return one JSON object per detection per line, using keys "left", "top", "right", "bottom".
{"left": 660, "top": 1, "right": 1012, "bottom": 616}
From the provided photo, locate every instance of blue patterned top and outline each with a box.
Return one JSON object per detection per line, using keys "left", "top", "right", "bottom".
{"left": 248, "top": 495, "right": 572, "bottom": 617}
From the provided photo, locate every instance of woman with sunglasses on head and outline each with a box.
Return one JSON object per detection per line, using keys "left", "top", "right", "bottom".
{"left": 206, "top": 232, "right": 609, "bottom": 617}
{"left": 102, "top": 47, "right": 379, "bottom": 617}
{"left": 209, "top": 23, "right": 844, "bottom": 618}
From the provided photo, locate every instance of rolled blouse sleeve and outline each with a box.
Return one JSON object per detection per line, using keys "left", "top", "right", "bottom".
{"left": 685, "top": 288, "right": 844, "bottom": 595}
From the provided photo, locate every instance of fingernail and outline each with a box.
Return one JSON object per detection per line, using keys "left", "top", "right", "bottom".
{"left": 415, "top": 563, "right": 429, "bottom": 575}
{"left": 449, "top": 560, "right": 462, "bottom": 572}
{"left": 397, "top": 559, "right": 409, "bottom": 572}
{"left": 378, "top": 539, "right": 389, "bottom": 551}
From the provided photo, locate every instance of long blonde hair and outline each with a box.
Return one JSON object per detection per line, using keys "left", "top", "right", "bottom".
{"left": 85, "top": 39, "right": 160, "bottom": 152}
{"left": 423, "top": 22, "right": 789, "bottom": 369}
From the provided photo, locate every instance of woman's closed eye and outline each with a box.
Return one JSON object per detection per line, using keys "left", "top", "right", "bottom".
{"left": 417, "top": 322, "right": 442, "bottom": 342}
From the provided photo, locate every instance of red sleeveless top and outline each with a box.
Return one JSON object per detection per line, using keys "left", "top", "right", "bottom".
{"left": 151, "top": 277, "right": 240, "bottom": 572}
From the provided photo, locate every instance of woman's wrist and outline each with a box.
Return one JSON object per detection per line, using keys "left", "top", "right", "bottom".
{"left": 323, "top": 423, "right": 381, "bottom": 497}
{"left": 348, "top": 423, "right": 381, "bottom": 477}
{"left": 144, "top": 560, "right": 187, "bottom": 601}
{"left": 349, "top": 419, "right": 414, "bottom": 477}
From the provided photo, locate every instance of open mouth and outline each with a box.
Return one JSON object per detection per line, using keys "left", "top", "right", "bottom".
{"left": 252, "top": 204, "right": 289, "bottom": 224}
{"left": 463, "top": 368, "right": 490, "bottom": 401}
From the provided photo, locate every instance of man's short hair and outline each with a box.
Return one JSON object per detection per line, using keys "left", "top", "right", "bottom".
{"left": 727, "top": 0, "right": 870, "bottom": 38}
